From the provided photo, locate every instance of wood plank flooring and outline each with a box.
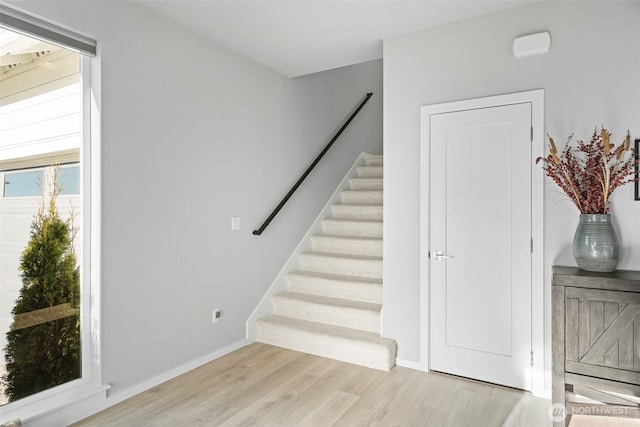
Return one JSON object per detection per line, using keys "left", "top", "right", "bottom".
{"left": 73, "top": 343, "right": 636, "bottom": 426}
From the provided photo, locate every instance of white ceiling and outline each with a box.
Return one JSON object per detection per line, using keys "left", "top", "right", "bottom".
{"left": 137, "top": 1, "right": 535, "bottom": 78}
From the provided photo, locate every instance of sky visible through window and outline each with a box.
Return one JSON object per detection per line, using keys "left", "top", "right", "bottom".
{"left": 3, "top": 169, "right": 43, "bottom": 197}
{"left": 2, "top": 165, "right": 79, "bottom": 198}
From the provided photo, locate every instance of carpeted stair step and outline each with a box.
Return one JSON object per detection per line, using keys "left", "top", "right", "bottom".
{"left": 340, "top": 190, "right": 383, "bottom": 205}
{"left": 363, "top": 155, "right": 383, "bottom": 167}
{"left": 311, "top": 235, "right": 382, "bottom": 257}
{"left": 287, "top": 271, "right": 382, "bottom": 304}
{"left": 331, "top": 204, "right": 383, "bottom": 221}
{"left": 272, "top": 291, "right": 381, "bottom": 333}
{"left": 299, "top": 252, "right": 382, "bottom": 279}
{"left": 321, "top": 218, "right": 382, "bottom": 238}
{"left": 357, "top": 165, "right": 383, "bottom": 178}
{"left": 256, "top": 314, "right": 396, "bottom": 371}
{"left": 349, "top": 177, "right": 383, "bottom": 190}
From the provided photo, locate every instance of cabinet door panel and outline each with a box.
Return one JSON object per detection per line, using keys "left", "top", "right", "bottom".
{"left": 566, "top": 287, "right": 640, "bottom": 383}
{"left": 619, "top": 323, "right": 634, "bottom": 370}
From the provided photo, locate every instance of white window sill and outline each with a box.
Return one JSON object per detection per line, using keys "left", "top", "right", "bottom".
{"left": 0, "top": 380, "right": 110, "bottom": 424}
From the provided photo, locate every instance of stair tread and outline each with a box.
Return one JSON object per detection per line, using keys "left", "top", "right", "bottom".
{"left": 341, "top": 190, "right": 383, "bottom": 194}
{"left": 333, "top": 203, "right": 382, "bottom": 208}
{"left": 289, "top": 270, "right": 382, "bottom": 285}
{"left": 323, "top": 218, "right": 382, "bottom": 224}
{"left": 311, "top": 234, "right": 382, "bottom": 257}
{"left": 321, "top": 218, "right": 383, "bottom": 233}
{"left": 331, "top": 205, "right": 383, "bottom": 221}
{"left": 287, "top": 271, "right": 382, "bottom": 304}
{"left": 357, "top": 166, "right": 383, "bottom": 174}
{"left": 308, "top": 235, "right": 382, "bottom": 257}
{"left": 350, "top": 178, "right": 383, "bottom": 184}
{"left": 258, "top": 315, "right": 394, "bottom": 346}
{"left": 300, "top": 251, "right": 382, "bottom": 262}
{"left": 349, "top": 178, "right": 383, "bottom": 190}
{"left": 274, "top": 291, "right": 382, "bottom": 312}
{"left": 311, "top": 235, "right": 382, "bottom": 243}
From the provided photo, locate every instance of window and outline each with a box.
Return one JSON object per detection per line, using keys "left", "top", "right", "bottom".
{"left": 57, "top": 165, "right": 80, "bottom": 196}
{"left": 0, "top": 27, "right": 83, "bottom": 405}
{"left": 0, "top": 5, "right": 103, "bottom": 422}
{"left": 2, "top": 169, "right": 44, "bottom": 198}
{"left": 1, "top": 165, "right": 79, "bottom": 197}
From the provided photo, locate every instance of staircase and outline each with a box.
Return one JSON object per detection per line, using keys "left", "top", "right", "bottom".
{"left": 256, "top": 154, "right": 396, "bottom": 371}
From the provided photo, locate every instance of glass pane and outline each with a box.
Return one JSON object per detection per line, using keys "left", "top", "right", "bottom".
{"left": 0, "top": 27, "right": 82, "bottom": 406}
{"left": 3, "top": 170, "right": 43, "bottom": 198}
{"left": 58, "top": 165, "right": 80, "bottom": 195}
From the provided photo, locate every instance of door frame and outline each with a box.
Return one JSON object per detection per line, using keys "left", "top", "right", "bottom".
{"left": 419, "top": 89, "right": 545, "bottom": 396}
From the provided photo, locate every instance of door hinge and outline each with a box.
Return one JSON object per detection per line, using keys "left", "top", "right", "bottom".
{"left": 530, "top": 238, "right": 534, "bottom": 253}
{"left": 530, "top": 126, "right": 533, "bottom": 142}
{"left": 530, "top": 350, "right": 534, "bottom": 366}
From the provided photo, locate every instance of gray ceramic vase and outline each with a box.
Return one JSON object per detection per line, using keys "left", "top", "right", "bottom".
{"left": 573, "top": 214, "right": 620, "bottom": 272}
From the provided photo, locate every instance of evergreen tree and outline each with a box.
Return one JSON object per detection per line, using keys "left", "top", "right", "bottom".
{"left": 3, "top": 175, "right": 80, "bottom": 402}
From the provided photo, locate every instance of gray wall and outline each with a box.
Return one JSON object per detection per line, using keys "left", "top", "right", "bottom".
{"left": 9, "top": 0, "right": 382, "bottom": 398}
{"left": 383, "top": 0, "right": 640, "bottom": 390}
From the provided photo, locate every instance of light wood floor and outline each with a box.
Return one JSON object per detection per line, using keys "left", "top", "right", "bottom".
{"left": 73, "top": 343, "right": 637, "bottom": 427}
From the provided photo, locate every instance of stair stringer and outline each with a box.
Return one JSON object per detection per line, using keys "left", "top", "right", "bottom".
{"left": 246, "top": 152, "right": 378, "bottom": 341}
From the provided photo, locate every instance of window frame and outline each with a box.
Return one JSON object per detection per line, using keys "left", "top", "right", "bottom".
{"left": 0, "top": 50, "right": 106, "bottom": 423}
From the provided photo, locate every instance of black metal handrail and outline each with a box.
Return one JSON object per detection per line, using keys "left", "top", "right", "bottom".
{"left": 253, "top": 92, "right": 373, "bottom": 235}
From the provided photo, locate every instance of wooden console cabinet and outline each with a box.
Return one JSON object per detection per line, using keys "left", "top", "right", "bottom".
{"left": 553, "top": 266, "right": 640, "bottom": 425}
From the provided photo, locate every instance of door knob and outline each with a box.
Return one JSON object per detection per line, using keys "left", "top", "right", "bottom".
{"left": 431, "top": 250, "right": 454, "bottom": 261}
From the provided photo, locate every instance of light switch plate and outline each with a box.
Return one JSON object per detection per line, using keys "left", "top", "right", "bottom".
{"left": 231, "top": 217, "right": 241, "bottom": 230}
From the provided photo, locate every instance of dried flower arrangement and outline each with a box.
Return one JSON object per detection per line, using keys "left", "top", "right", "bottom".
{"left": 536, "top": 127, "right": 637, "bottom": 214}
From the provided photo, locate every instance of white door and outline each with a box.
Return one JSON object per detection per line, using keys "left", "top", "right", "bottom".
{"left": 430, "top": 103, "right": 532, "bottom": 391}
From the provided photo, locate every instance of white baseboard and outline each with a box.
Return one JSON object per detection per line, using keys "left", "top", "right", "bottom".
{"left": 104, "top": 338, "right": 251, "bottom": 406}
{"left": 395, "top": 357, "right": 426, "bottom": 371}
{"left": 38, "top": 338, "right": 251, "bottom": 426}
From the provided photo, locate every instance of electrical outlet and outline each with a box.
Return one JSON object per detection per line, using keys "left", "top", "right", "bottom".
{"left": 212, "top": 308, "right": 221, "bottom": 323}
